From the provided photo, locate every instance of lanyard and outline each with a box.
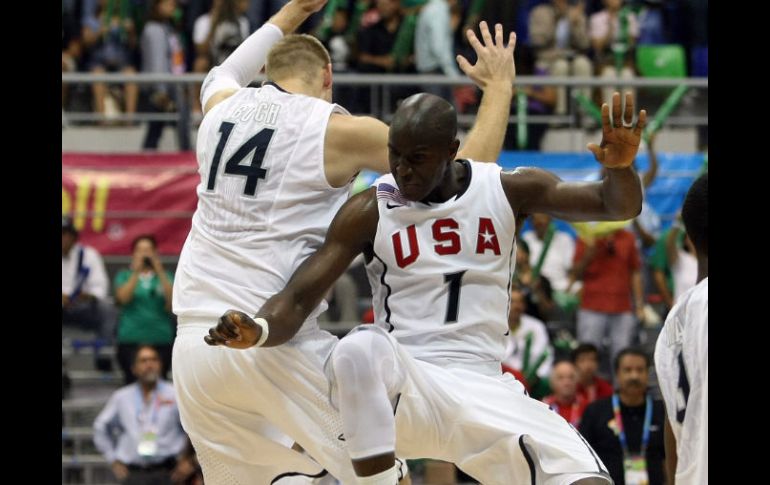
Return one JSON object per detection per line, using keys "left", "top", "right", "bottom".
{"left": 136, "top": 384, "right": 162, "bottom": 429}
{"left": 612, "top": 393, "right": 652, "bottom": 457}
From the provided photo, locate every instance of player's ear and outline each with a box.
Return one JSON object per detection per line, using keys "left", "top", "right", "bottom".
{"left": 323, "top": 63, "right": 333, "bottom": 90}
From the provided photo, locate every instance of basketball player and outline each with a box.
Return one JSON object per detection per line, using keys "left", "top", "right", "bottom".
{"left": 171, "top": 0, "right": 518, "bottom": 482}
{"left": 207, "top": 91, "right": 647, "bottom": 484}
{"left": 654, "top": 173, "right": 708, "bottom": 485}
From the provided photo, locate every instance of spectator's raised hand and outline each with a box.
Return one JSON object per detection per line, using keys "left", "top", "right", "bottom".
{"left": 456, "top": 22, "right": 516, "bottom": 91}
{"left": 587, "top": 92, "right": 647, "bottom": 169}
{"left": 205, "top": 310, "right": 261, "bottom": 349}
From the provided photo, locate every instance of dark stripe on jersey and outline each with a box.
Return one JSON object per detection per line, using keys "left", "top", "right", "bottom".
{"left": 372, "top": 251, "right": 395, "bottom": 332}
{"left": 676, "top": 351, "right": 690, "bottom": 423}
{"left": 270, "top": 469, "right": 328, "bottom": 484}
{"left": 504, "top": 234, "right": 517, "bottom": 336}
{"left": 454, "top": 159, "right": 473, "bottom": 200}
{"left": 518, "top": 435, "right": 536, "bottom": 485}
{"left": 264, "top": 81, "right": 290, "bottom": 94}
{"left": 393, "top": 392, "right": 402, "bottom": 415}
{"left": 570, "top": 423, "right": 606, "bottom": 473}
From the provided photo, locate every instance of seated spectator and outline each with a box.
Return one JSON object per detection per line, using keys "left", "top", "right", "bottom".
{"left": 543, "top": 359, "right": 587, "bottom": 427}
{"left": 114, "top": 235, "right": 175, "bottom": 384}
{"left": 528, "top": 0, "right": 592, "bottom": 115}
{"left": 62, "top": 216, "right": 115, "bottom": 343}
{"left": 93, "top": 345, "right": 195, "bottom": 484}
{"left": 572, "top": 343, "right": 613, "bottom": 404}
{"left": 192, "top": 0, "right": 251, "bottom": 113}
{"left": 590, "top": 0, "right": 638, "bottom": 105}
{"left": 415, "top": 0, "right": 460, "bottom": 102}
{"left": 81, "top": 0, "right": 138, "bottom": 122}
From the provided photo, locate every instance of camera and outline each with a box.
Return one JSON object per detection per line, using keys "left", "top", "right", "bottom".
{"left": 143, "top": 256, "right": 154, "bottom": 269}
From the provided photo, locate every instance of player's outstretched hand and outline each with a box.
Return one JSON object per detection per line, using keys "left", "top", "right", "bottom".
{"left": 587, "top": 91, "right": 647, "bottom": 169}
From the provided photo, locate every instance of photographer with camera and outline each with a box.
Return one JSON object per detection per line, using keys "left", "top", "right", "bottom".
{"left": 115, "top": 235, "right": 176, "bottom": 384}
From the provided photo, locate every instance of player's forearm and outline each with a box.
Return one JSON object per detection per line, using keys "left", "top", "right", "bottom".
{"left": 254, "top": 289, "right": 325, "bottom": 346}
{"left": 600, "top": 167, "right": 642, "bottom": 219}
{"left": 458, "top": 81, "right": 513, "bottom": 162}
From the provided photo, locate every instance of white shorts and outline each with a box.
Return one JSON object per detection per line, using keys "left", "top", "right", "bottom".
{"left": 333, "top": 326, "right": 612, "bottom": 485}
{"left": 172, "top": 320, "right": 357, "bottom": 485}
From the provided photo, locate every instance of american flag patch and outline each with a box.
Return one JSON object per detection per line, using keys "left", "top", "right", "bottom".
{"left": 377, "top": 183, "right": 410, "bottom": 206}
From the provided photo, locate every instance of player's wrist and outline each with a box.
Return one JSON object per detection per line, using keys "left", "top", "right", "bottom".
{"left": 253, "top": 317, "right": 270, "bottom": 347}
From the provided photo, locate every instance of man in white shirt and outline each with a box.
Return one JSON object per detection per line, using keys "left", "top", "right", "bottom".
{"left": 62, "top": 215, "right": 114, "bottom": 343}
{"left": 522, "top": 213, "right": 575, "bottom": 292}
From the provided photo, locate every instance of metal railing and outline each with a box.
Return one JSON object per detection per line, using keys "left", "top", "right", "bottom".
{"left": 63, "top": 73, "right": 708, "bottom": 149}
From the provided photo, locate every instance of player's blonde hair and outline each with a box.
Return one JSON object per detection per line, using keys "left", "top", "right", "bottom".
{"left": 266, "top": 34, "right": 331, "bottom": 85}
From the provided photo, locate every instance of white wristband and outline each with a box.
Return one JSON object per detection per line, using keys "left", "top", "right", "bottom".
{"left": 254, "top": 317, "right": 270, "bottom": 347}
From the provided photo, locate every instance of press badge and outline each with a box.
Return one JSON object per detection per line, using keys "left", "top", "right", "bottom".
{"left": 137, "top": 431, "right": 158, "bottom": 457}
{"left": 623, "top": 455, "right": 649, "bottom": 485}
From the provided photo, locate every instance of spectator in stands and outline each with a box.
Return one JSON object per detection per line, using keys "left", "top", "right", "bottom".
{"left": 81, "top": 0, "right": 139, "bottom": 123}
{"left": 63, "top": 0, "right": 84, "bottom": 109}
{"left": 543, "top": 359, "right": 587, "bottom": 427}
{"left": 141, "top": 0, "right": 187, "bottom": 150}
{"left": 503, "top": 286, "right": 554, "bottom": 399}
{"left": 415, "top": 0, "right": 461, "bottom": 101}
{"left": 571, "top": 228, "right": 644, "bottom": 376}
{"left": 504, "top": 45, "right": 557, "bottom": 151}
{"left": 528, "top": 0, "right": 592, "bottom": 115}
{"left": 62, "top": 216, "right": 115, "bottom": 343}
{"left": 522, "top": 213, "right": 575, "bottom": 295}
{"left": 93, "top": 345, "right": 195, "bottom": 484}
{"left": 192, "top": 0, "right": 251, "bottom": 113}
{"left": 114, "top": 235, "right": 175, "bottom": 385}
{"left": 650, "top": 218, "right": 697, "bottom": 311}
{"left": 579, "top": 348, "right": 666, "bottom": 485}
{"left": 589, "top": 0, "right": 639, "bottom": 106}
{"left": 572, "top": 343, "right": 613, "bottom": 404}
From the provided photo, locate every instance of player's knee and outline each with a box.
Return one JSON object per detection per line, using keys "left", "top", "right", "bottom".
{"left": 332, "top": 329, "right": 396, "bottom": 389}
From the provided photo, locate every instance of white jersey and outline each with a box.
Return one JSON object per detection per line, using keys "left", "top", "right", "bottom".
{"left": 173, "top": 84, "right": 351, "bottom": 335}
{"left": 366, "top": 160, "right": 517, "bottom": 368}
{"left": 654, "top": 277, "right": 708, "bottom": 485}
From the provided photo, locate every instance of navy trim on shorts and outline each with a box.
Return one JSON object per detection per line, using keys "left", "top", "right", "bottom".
{"left": 372, "top": 252, "right": 395, "bottom": 332}
{"left": 518, "top": 435, "right": 536, "bottom": 485}
{"left": 270, "top": 468, "right": 328, "bottom": 484}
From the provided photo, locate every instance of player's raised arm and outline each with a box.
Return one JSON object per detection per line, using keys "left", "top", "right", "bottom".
{"left": 205, "top": 189, "right": 379, "bottom": 348}
{"left": 456, "top": 21, "right": 516, "bottom": 163}
{"left": 202, "top": 0, "right": 329, "bottom": 114}
{"left": 502, "top": 92, "right": 646, "bottom": 221}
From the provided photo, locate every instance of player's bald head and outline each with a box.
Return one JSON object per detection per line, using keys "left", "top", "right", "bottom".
{"left": 390, "top": 94, "right": 457, "bottom": 146}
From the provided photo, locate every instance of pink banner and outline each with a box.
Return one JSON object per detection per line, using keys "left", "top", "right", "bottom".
{"left": 62, "top": 153, "right": 199, "bottom": 255}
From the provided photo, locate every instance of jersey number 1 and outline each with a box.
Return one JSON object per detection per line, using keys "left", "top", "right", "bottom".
{"left": 206, "top": 122, "right": 274, "bottom": 196}
{"left": 444, "top": 271, "right": 466, "bottom": 323}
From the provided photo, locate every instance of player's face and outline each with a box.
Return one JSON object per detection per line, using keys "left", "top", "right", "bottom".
{"left": 616, "top": 354, "right": 648, "bottom": 393}
{"left": 388, "top": 132, "right": 455, "bottom": 201}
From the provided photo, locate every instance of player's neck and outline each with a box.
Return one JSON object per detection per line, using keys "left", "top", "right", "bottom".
{"left": 270, "top": 78, "right": 320, "bottom": 99}
{"left": 422, "top": 160, "right": 467, "bottom": 204}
